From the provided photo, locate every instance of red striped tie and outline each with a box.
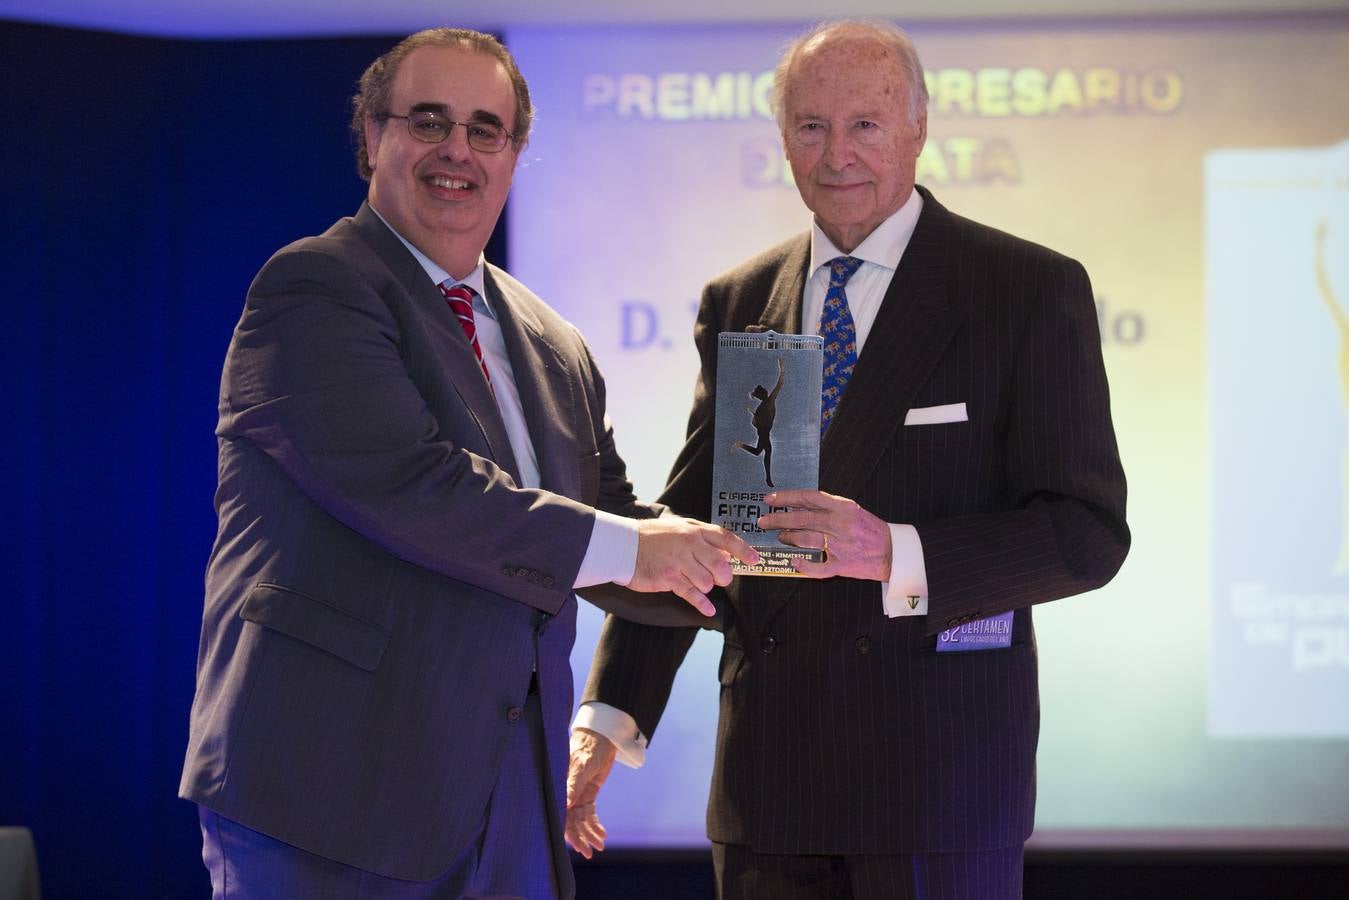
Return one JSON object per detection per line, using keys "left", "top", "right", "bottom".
{"left": 439, "top": 282, "right": 492, "bottom": 388}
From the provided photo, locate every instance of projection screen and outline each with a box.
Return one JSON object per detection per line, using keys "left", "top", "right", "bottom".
{"left": 507, "top": 15, "right": 1349, "bottom": 848}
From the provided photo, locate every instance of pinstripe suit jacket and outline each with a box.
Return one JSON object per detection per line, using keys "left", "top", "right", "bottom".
{"left": 179, "top": 203, "right": 675, "bottom": 884}
{"left": 583, "top": 186, "right": 1129, "bottom": 854}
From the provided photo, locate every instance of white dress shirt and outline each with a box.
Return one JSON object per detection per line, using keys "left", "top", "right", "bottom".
{"left": 574, "top": 191, "right": 934, "bottom": 766}
{"left": 375, "top": 207, "right": 638, "bottom": 590}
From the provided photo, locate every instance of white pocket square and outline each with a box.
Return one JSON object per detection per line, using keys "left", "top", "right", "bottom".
{"left": 904, "top": 402, "right": 968, "bottom": 426}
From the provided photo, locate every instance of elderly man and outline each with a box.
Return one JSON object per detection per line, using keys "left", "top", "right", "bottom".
{"left": 179, "top": 27, "right": 754, "bottom": 899}
{"left": 568, "top": 19, "right": 1129, "bottom": 899}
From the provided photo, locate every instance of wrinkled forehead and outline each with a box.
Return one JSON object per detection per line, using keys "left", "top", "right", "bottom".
{"left": 784, "top": 37, "right": 909, "bottom": 117}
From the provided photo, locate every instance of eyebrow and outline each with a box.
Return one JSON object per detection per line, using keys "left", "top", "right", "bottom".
{"left": 408, "top": 101, "right": 507, "bottom": 129}
{"left": 794, "top": 111, "right": 886, "bottom": 121}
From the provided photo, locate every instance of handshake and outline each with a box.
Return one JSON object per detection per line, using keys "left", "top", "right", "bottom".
{"left": 628, "top": 516, "right": 759, "bottom": 617}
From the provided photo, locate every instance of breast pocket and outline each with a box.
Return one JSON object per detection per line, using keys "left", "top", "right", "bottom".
{"left": 904, "top": 402, "right": 968, "bottom": 426}
{"left": 895, "top": 408, "right": 1000, "bottom": 520}
{"left": 901, "top": 413, "right": 976, "bottom": 467}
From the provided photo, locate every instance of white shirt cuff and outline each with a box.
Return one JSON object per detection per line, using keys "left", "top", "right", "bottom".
{"left": 573, "top": 510, "right": 640, "bottom": 589}
{"left": 881, "top": 523, "right": 929, "bottom": 617}
{"left": 573, "top": 701, "right": 647, "bottom": 768}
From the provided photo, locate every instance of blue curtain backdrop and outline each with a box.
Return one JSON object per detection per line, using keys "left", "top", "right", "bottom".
{"left": 0, "top": 21, "right": 509, "bottom": 897}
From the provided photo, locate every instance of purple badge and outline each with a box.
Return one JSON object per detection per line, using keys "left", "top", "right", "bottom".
{"left": 936, "top": 611, "right": 1015, "bottom": 652}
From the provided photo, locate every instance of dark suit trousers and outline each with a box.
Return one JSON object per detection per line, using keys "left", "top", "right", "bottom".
{"left": 713, "top": 842, "right": 1023, "bottom": 900}
{"left": 198, "top": 693, "right": 564, "bottom": 899}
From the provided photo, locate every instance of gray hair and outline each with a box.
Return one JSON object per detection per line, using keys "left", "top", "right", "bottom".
{"left": 771, "top": 19, "right": 929, "bottom": 131}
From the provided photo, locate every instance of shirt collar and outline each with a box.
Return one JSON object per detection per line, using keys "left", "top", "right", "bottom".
{"left": 808, "top": 188, "right": 924, "bottom": 279}
{"left": 368, "top": 204, "right": 493, "bottom": 317}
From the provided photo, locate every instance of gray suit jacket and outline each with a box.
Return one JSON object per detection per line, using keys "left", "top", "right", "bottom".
{"left": 180, "top": 203, "right": 681, "bottom": 882}
{"left": 584, "top": 187, "right": 1130, "bottom": 855}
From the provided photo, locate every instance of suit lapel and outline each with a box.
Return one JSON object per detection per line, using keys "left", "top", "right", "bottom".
{"left": 754, "top": 237, "right": 811, "bottom": 335}
{"left": 485, "top": 267, "right": 574, "bottom": 495}
{"left": 761, "top": 193, "right": 964, "bottom": 626}
{"left": 351, "top": 203, "right": 520, "bottom": 482}
{"left": 819, "top": 193, "right": 964, "bottom": 501}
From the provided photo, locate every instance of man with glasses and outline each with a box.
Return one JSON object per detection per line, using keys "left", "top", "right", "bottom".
{"left": 179, "top": 27, "right": 754, "bottom": 898}
{"left": 568, "top": 19, "right": 1129, "bottom": 898}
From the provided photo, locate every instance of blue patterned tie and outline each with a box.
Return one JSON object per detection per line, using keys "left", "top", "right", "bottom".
{"left": 819, "top": 256, "right": 864, "bottom": 437}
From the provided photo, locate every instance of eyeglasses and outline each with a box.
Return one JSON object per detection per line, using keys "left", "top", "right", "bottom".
{"left": 382, "top": 110, "right": 517, "bottom": 153}
{"left": 787, "top": 120, "right": 889, "bottom": 149}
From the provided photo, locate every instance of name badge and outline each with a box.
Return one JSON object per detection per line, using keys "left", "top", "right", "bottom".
{"left": 936, "top": 611, "right": 1014, "bottom": 652}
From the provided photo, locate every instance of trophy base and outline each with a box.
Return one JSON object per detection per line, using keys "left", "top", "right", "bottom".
{"left": 733, "top": 546, "right": 826, "bottom": 577}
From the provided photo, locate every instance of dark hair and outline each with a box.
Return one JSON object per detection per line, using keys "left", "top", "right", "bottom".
{"left": 350, "top": 28, "right": 534, "bottom": 181}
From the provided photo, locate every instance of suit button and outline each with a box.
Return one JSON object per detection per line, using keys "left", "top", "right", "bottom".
{"left": 507, "top": 706, "right": 523, "bottom": 723}
{"left": 515, "top": 566, "right": 530, "bottom": 578}
{"left": 760, "top": 635, "right": 777, "bottom": 654}
{"left": 542, "top": 575, "right": 555, "bottom": 588}
{"left": 503, "top": 565, "right": 515, "bottom": 577}
{"left": 855, "top": 636, "right": 871, "bottom": 654}
{"left": 528, "top": 570, "right": 541, "bottom": 583}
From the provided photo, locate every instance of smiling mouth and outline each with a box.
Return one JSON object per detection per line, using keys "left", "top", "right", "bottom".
{"left": 428, "top": 175, "right": 473, "bottom": 191}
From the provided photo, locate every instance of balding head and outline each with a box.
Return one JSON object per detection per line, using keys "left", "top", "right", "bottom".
{"left": 772, "top": 20, "right": 929, "bottom": 133}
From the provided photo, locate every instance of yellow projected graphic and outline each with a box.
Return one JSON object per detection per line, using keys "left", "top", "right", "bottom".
{"left": 925, "top": 66, "right": 1183, "bottom": 116}
{"left": 1318, "top": 219, "right": 1349, "bottom": 574}
{"left": 581, "top": 66, "right": 1185, "bottom": 121}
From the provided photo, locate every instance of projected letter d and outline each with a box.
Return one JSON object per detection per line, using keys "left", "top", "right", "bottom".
{"left": 620, "top": 301, "right": 660, "bottom": 349}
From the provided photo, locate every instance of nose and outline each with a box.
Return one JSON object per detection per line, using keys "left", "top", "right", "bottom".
{"left": 437, "top": 123, "right": 474, "bottom": 162}
{"left": 821, "top": 125, "right": 854, "bottom": 169}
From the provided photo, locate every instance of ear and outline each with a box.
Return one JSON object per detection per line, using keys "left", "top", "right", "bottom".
{"left": 364, "top": 115, "right": 385, "bottom": 171}
{"left": 913, "top": 108, "right": 928, "bottom": 153}
{"left": 504, "top": 140, "right": 522, "bottom": 172}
